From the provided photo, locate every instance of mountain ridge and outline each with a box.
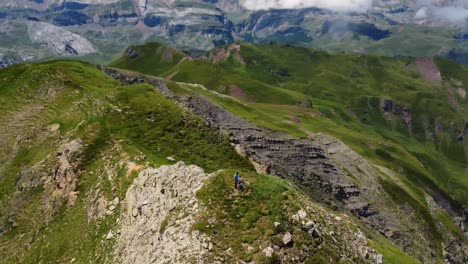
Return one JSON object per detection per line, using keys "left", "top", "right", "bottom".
{"left": 108, "top": 41, "right": 468, "bottom": 261}
{"left": 1, "top": 0, "right": 468, "bottom": 66}
{"left": 0, "top": 40, "right": 467, "bottom": 263}
{"left": 0, "top": 59, "right": 420, "bottom": 263}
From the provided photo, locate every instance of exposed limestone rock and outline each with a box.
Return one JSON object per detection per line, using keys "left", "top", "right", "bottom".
{"left": 47, "top": 123, "right": 60, "bottom": 133}
{"left": 115, "top": 162, "right": 212, "bottom": 264}
{"left": 263, "top": 246, "right": 274, "bottom": 257}
{"left": 52, "top": 138, "right": 83, "bottom": 206}
{"left": 282, "top": 232, "right": 292, "bottom": 246}
{"left": 289, "top": 206, "right": 383, "bottom": 264}
{"left": 87, "top": 193, "right": 109, "bottom": 222}
{"left": 106, "top": 231, "right": 114, "bottom": 240}
{"left": 27, "top": 21, "right": 96, "bottom": 56}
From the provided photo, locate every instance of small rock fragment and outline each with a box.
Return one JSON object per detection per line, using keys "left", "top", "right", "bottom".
{"left": 298, "top": 210, "right": 307, "bottom": 219}
{"left": 282, "top": 232, "right": 293, "bottom": 246}
{"left": 106, "top": 231, "right": 114, "bottom": 240}
{"left": 263, "top": 247, "right": 274, "bottom": 257}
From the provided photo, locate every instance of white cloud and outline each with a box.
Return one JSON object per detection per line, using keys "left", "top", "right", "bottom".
{"left": 432, "top": 6, "right": 468, "bottom": 23}
{"left": 414, "top": 1, "right": 468, "bottom": 24}
{"left": 240, "top": 0, "right": 372, "bottom": 12}
{"left": 415, "top": 7, "right": 428, "bottom": 19}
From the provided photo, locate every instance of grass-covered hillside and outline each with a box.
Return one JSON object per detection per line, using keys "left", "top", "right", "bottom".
{"left": 110, "top": 42, "right": 189, "bottom": 77}
{"left": 0, "top": 60, "right": 252, "bottom": 263}
{"left": 114, "top": 42, "right": 467, "bottom": 210}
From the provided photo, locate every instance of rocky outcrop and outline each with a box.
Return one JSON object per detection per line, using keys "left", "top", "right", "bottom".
{"left": 52, "top": 138, "right": 83, "bottom": 206}
{"left": 381, "top": 99, "right": 413, "bottom": 132}
{"left": 289, "top": 208, "right": 383, "bottom": 264}
{"left": 174, "top": 93, "right": 369, "bottom": 210}
{"left": 115, "top": 162, "right": 212, "bottom": 264}
{"left": 27, "top": 21, "right": 96, "bottom": 56}
{"left": 123, "top": 47, "right": 139, "bottom": 59}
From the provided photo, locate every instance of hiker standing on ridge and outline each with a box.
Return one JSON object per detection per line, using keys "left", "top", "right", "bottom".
{"left": 234, "top": 172, "right": 239, "bottom": 189}
{"left": 238, "top": 175, "right": 244, "bottom": 191}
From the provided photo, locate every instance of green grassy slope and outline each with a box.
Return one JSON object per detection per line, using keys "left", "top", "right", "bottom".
{"left": 110, "top": 42, "right": 188, "bottom": 77}
{"left": 0, "top": 61, "right": 252, "bottom": 263}
{"left": 195, "top": 170, "right": 420, "bottom": 264}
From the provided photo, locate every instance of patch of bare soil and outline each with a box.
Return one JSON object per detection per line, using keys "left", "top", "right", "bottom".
{"left": 212, "top": 44, "right": 244, "bottom": 64}
{"left": 413, "top": 58, "right": 442, "bottom": 84}
{"left": 229, "top": 84, "right": 246, "bottom": 98}
{"left": 289, "top": 116, "right": 301, "bottom": 124}
{"left": 212, "top": 48, "right": 226, "bottom": 63}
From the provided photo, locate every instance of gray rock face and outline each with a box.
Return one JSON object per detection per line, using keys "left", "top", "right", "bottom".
{"left": 27, "top": 21, "right": 96, "bottom": 56}
{"left": 115, "top": 162, "right": 211, "bottom": 264}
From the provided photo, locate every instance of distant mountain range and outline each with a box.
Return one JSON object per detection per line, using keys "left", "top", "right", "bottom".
{"left": 1, "top": 0, "right": 468, "bottom": 66}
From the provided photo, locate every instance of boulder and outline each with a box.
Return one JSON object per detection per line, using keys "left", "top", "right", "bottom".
{"left": 282, "top": 232, "right": 293, "bottom": 246}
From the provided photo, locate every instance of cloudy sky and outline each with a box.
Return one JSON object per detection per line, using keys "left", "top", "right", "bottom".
{"left": 240, "top": 0, "right": 468, "bottom": 23}
{"left": 240, "top": 0, "right": 372, "bottom": 12}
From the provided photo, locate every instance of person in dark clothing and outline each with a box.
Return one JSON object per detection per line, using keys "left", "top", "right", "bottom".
{"left": 238, "top": 176, "right": 244, "bottom": 191}
{"left": 234, "top": 172, "right": 239, "bottom": 189}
